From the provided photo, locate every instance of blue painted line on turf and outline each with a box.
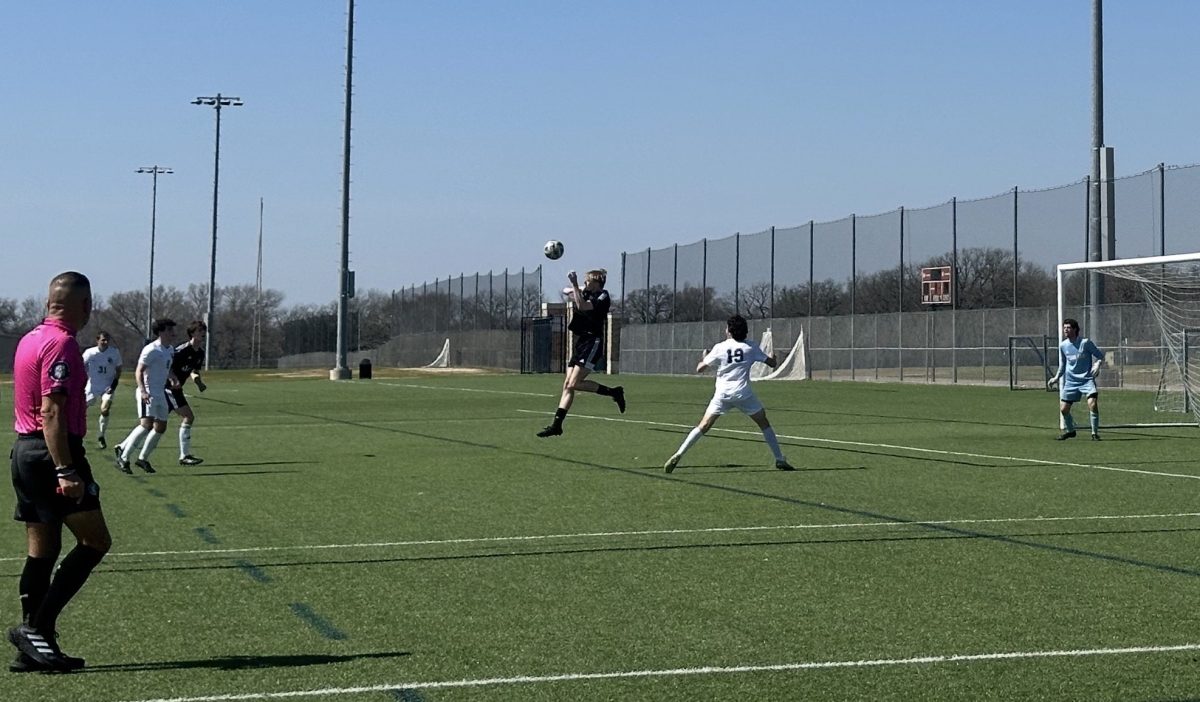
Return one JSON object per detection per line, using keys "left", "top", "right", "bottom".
{"left": 289, "top": 602, "right": 348, "bottom": 640}
{"left": 193, "top": 527, "right": 221, "bottom": 544}
{"left": 390, "top": 689, "right": 425, "bottom": 702}
{"left": 164, "top": 503, "right": 187, "bottom": 518}
{"left": 234, "top": 560, "right": 272, "bottom": 583}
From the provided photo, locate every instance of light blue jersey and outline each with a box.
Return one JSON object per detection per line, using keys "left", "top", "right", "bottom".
{"left": 1057, "top": 336, "right": 1104, "bottom": 402}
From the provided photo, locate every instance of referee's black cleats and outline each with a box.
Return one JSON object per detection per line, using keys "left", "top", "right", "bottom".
{"left": 612, "top": 386, "right": 626, "bottom": 413}
{"left": 1091, "top": 433, "right": 1101, "bottom": 441}
{"left": 1055, "top": 430, "right": 1077, "bottom": 441}
{"left": 179, "top": 455, "right": 204, "bottom": 466}
{"left": 97, "top": 436, "right": 107, "bottom": 450}
{"left": 135, "top": 458, "right": 156, "bottom": 474}
{"left": 536, "top": 424, "right": 563, "bottom": 438}
{"left": 7, "top": 625, "right": 83, "bottom": 673}
{"left": 114, "top": 447, "right": 132, "bottom": 474}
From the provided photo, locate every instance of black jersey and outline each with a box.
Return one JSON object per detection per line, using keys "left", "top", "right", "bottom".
{"left": 568, "top": 288, "right": 611, "bottom": 338}
{"left": 172, "top": 342, "right": 205, "bottom": 384}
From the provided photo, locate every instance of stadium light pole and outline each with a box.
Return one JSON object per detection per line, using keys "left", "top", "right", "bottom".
{"left": 331, "top": 0, "right": 355, "bottom": 380}
{"left": 192, "top": 93, "right": 243, "bottom": 371}
{"left": 136, "top": 166, "right": 172, "bottom": 340}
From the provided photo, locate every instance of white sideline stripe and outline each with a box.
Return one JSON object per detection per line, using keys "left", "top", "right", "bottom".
{"left": 517, "top": 409, "right": 1200, "bottom": 482}
{"left": 1, "top": 511, "right": 1195, "bottom": 563}
{"left": 117, "top": 643, "right": 1200, "bottom": 702}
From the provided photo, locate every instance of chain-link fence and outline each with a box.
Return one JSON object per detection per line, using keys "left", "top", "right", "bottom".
{"left": 620, "top": 301, "right": 1171, "bottom": 389}
{"left": 621, "top": 164, "right": 1200, "bottom": 322}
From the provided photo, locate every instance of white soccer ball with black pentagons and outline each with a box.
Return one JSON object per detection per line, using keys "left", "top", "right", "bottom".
{"left": 544, "top": 240, "right": 564, "bottom": 260}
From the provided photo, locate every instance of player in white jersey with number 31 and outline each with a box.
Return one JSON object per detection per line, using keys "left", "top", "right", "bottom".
{"left": 81, "top": 331, "right": 122, "bottom": 449}
{"left": 664, "top": 314, "right": 794, "bottom": 473}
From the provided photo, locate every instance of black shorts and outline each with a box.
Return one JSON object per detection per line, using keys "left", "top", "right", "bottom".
{"left": 169, "top": 387, "right": 190, "bottom": 411}
{"left": 568, "top": 335, "right": 605, "bottom": 371}
{"left": 11, "top": 435, "right": 101, "bottom": 523}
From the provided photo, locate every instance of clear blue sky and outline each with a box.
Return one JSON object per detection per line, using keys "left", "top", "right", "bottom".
{"left": 3, "top": 1, "right": 1198, "bottom": 306}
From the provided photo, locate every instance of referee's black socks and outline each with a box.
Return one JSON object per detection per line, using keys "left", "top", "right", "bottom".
{"left": 31, "top": 545, "right": 106, "bottom": 634}
{"left": 19, "top": 556, "right": 56, "bottom": 624}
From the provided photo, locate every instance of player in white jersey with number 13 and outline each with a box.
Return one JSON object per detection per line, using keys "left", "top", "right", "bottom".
{"left": 664, "top": 314, "right": 794, "bottom": 473}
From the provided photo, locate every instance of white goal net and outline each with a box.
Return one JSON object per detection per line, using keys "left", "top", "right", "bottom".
{"left": 751, "top": 327, "right": 810, "bottom": 382}
{"left": 425, "top": 338, "right": 450, "bottom": 368}
{"left": 1057, "top": 252, "right": 1200, "bottom": 428}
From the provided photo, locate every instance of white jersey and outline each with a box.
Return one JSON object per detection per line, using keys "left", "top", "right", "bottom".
{"left": 82, "top": 345, "right": 122, "bottom": 396}
{"left": 703, "top": 338, "right": 769, "bottom": 400}
{"left": 136, "top": 339, "right": 175, "bottom": 395}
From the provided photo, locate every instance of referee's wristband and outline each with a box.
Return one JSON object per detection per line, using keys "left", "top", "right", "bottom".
{"left": 55, "top": 466, "right": 77, "bottom": 479}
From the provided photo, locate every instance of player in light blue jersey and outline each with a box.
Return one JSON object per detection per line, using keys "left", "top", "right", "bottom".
{"left": 1048, "top": 318, "right": 1105, "bottom": 441}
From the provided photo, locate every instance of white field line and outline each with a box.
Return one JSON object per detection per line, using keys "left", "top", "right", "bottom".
{"left": 117, "top": 643, "right": 1200, "bottom": 702}
{"left": 516, "top": 409, "right": 1200, "bottom": 482}
{"left": 3, "top": 511, "right": 1196, "bottom": 564}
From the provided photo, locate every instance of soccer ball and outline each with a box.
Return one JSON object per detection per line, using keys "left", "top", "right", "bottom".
{"left": 544, "top": 240, "right": 564, "bottom": 260}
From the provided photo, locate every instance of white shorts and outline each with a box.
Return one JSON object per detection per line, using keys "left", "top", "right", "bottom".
{"left": 137, "top": 389, "right": 177, "bottom": 422}
{"left": 86, "top": 391, "right": 114, "bottom": 408}
{"left": 705, "top": 392, "right": 764, "bottom": 417}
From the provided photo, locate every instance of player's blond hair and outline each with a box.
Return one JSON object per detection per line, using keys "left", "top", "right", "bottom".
{"left": 586, "top": 269, "right": 607, "bottom": 287}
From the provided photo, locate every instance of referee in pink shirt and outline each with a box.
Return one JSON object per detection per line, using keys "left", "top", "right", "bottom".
{"left": 7, "top": 272, "right": 111, "bottom": 673}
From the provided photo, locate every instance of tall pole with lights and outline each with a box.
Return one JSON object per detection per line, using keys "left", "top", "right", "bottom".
{"left": 136, "top": 166, "right": 172, "bottom": 339}
{"left": 192, "top": 93, "right": 243, "bottom": 370}
{"left": 332, "top": 0, "right": 355, "bottom": 380}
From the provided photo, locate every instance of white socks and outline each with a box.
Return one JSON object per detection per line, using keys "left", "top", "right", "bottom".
{"left": 140, "top": 431, "right": 163, "bottom": 460}
{"left": 179, "top": 424, "right": 192, "bottom": 458}
{"left": 762, "top": 427, "right": 785, "bottom": 461}
{"left": 98, "top": 414, "right": 109, "bottom": 439}
{"left": 675, "top": 427, "right": 704, "bottom": 458}
{"left": 120, "top": 425, "right": 150, "bottom": 460}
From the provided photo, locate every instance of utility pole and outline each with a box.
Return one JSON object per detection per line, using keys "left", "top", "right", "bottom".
{"left": 136, "top": 166, "right": 172, "bottom": 339}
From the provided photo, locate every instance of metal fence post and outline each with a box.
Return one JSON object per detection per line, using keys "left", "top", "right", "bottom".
{"left": 702, "top": 238, "right": 708, "bottom": 322}
{"left": 769, "top": 226, "right": 776, "bottom": 319}
{"left": 850, "top": 214, "right": 856, "bottom": 381}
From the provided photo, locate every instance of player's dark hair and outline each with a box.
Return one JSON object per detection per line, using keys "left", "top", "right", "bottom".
{"left": 727, "top": 314, "right": 749, "bottom": 342}
{"left": 187, "top": 320, "right": 208, "bottom": 337}
{"left": 151, "top": 318, "right": 177, "bottom": 335}
{"left": 1063, "top": 318, "right": 1080, "bottom": 331}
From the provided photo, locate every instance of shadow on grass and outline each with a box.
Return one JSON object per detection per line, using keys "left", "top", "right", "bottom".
{"left": 83, "top": 650, "right": 409, "bottom": 673}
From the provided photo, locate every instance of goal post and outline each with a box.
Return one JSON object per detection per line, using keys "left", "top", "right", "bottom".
{"left": 1056, "top": 252, "right": 1200, "bottom": 429}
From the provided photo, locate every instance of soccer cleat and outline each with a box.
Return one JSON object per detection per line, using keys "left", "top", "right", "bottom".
{"left": 114, "top": 448, "right": 132, "bottom": 474}
{"left": 1091, "top": 433, "right": 1101, "bottom": 441}
{"left": 536, "top": 424, "right": 563, "bottom": 438}
{"left": 7, "top": 625, "right": 80, "bottom": 672}
{"left": 179, "top": 455, "right": 204, "bottom": 466}
{"left": 775, "top": 459, "right": 796, "bottom": 471}
{"left": 664, "top": 455, "right": 680, "bottom": 474}
{"left": 1055, "top": 430, "right": 1077, "bottom": 441}
{"left": 9, "top": 648, "right": 84, "bottom": 673}
{"left": 135, "top": 458, "right": 156, "bottom": 474}
{"left": 97, "top": 436, "right": 106, "bottom": 450}
{"left": 612, "top": 386, "right": 626, "bottom": 414}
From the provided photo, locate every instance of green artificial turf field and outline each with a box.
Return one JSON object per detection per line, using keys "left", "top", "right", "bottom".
{"left": 1, "top": 369, "right": 1199, "bottom": 701}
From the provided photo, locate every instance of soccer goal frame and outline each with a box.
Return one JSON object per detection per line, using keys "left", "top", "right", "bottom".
{"left": 1056, "top": 252, "right": 1200, "bottom": 429}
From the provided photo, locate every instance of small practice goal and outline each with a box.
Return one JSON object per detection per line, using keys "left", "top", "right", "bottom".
{"left": 751, "top": 327, "right": 810, "bottom": 382}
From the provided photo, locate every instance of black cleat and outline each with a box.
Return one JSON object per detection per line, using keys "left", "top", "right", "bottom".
{"left": 536, "top": 424, "right": 563, "bottom": 438}
{"left": 179, "top": 455, "right": 204, "bottom": 466}
{"left": 1091, "top": 433, "right": 1101, "bottom": 441}
{"left": 134, "top": 458, "right": 156, "bottom": 474}
{"left": 97, "top": 436, "right": 107, "bottom": 450}
{"left": 775, "top": 459, "right": 796, "bottom": 471}
{"left": 1055, "top": 430, "right": 1077, "bottom": 441}
{"left": 612, "top": 386, "right": 626, "bottom": 414}
{"left": 7, "top": 625, "right": 81, "bottom": 672}
{"left": 114, "top": 448, "right": 132, "bottom": 474}
{"left": 9, "top": 648, "right": 84, "bottom": 673}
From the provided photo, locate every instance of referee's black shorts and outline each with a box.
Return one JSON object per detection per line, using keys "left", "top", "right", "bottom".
{"left": 169, "top": 386, "right": 190, "bottom": 411}
{"left": 568, "top": 335, "right": 605, "bottom": 371}
{"left": 10, "top": 434, "right": 101, "bottom": 523}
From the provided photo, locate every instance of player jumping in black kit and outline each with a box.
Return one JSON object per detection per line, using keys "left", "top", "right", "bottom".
{"left": 537, "top": 269, "right": 625, "bottom": 437}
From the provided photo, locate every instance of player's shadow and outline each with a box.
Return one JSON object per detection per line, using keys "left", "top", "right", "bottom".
{"left": 82, "top": 650, "right": 410, "bottom": 673}
{"left": 651, "top": 463, "right": 867, "bottom": 474}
